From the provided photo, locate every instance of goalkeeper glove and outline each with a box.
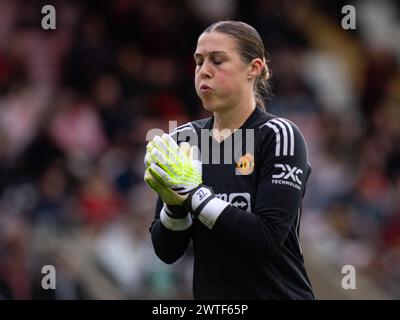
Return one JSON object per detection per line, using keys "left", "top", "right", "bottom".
{"left": 144, "top": 168, "right": 187, "bottom": 218}
{"left": 144, "top": 134, "right": 202, "bottom": 205}
{"left": 145, "top": 134, "right": 230, "bottom": 229}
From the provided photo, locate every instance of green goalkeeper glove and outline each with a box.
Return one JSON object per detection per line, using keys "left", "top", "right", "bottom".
{"left": 145, "top": 134, "right": 230, "bottom": 229}
{"left": 144, "top": 134, "right": 202, "bottom": 206}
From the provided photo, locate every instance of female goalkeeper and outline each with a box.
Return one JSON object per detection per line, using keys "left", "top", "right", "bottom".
{"left": 144, "top": 20, "right": 315, "bottom": 299}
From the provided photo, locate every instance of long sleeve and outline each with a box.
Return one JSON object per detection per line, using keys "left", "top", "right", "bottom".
{"left": 150, "top": 198, "right": 192, "bottom": 264}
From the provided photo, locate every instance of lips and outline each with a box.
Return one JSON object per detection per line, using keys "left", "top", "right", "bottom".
{"left": 200, "top": 84, "right": 212, "bottom": 91}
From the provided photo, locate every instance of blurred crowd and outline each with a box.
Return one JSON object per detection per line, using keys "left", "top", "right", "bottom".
{"left": 0, "top": 0, "right": 399, "bottom": 299}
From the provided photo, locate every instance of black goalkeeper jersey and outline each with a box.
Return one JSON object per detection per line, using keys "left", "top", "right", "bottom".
{"left": 150, "top": 107, "right": 315, "bottom": 300}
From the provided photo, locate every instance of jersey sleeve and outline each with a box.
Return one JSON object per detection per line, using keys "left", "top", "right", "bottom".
{"left": 148, "top": 123, "right": 197, "bottom": 264}
{"left": 212, "top": 118, "right": 311, "bottom": 256}
{"left": 149, "top": 197, "right": 192, "bottom": 264}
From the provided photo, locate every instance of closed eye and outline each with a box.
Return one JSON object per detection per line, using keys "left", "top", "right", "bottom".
{"left": 195, "top": 59, "right": 223, "bottom": 66}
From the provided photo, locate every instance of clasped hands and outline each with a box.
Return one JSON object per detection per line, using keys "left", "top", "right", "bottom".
{"left": 144, "top": 134, "right": 204, "bottom": 218}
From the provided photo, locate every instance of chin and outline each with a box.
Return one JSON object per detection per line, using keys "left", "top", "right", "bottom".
{"left": 201, "top": 98, "right": 223, "bottom": 113}
{"left": 203, "top": 103, "right": 230, "bottom": 114}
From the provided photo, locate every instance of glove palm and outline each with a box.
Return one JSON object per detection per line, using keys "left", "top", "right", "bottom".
{"left": 144, "top": 134, "right": 202, "bottom": 206}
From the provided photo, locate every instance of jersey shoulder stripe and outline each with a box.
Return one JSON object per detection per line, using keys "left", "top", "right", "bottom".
{"left": 170, "top": 116, "right": 212, "bottom": 137}
{"left": 259, "top": 117, "right": 296, "bottom": 157}
{"left": 170, "top": 122, "right": 196, "bottom": 136}
{"left": 169, "top": 118, "right": 211, "bottom": 147}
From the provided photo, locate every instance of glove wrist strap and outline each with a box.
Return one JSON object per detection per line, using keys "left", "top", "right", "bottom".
{"left": 161, "top": 205, "right": 192, "bottom": 231}
{"left": 165, "top": 204, "right": 188, "bottom": 219}
{"left": 187, "top": 185, "right": 214, "bottom": 217}
{"left": 186, "top": 185, "right": 230, "bottom": 229}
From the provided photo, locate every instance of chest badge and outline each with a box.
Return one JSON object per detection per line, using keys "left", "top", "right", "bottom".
{"left": 236, "top": 153, "right": 254, "bottom": 175}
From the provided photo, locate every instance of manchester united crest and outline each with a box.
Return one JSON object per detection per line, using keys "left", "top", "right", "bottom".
{"left": 235, "top": 153, "right": 255, "bottom": 175}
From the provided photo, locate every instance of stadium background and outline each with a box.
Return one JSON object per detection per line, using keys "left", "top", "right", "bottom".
{"left": 0, "top": 0, "right": 399, "bottom": 299}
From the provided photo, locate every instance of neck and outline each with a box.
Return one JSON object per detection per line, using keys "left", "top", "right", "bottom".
{"left": 212, "top": 97, "right": 256, "bottom": 142}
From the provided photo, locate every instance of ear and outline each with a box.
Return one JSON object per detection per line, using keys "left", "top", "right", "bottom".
{"left": 247, "top": 58, "right": 263, "bottom": 80}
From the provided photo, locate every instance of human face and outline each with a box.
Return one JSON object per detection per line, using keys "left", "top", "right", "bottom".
{"left": 194, "top": 31, "right": 250, "bottom": 112}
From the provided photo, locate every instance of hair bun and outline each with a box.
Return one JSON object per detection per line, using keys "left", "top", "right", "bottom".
{"left": 261, "top": 64, "right": 270, "bottom": 80}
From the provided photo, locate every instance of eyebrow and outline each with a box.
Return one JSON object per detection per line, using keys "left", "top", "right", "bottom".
{"left": 193, "top": 51, "right": 228, "bottom": 59}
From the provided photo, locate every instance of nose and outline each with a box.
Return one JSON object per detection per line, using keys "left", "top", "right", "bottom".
{"left": 199, "top": 60, "right": 212, "bottom": 79}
